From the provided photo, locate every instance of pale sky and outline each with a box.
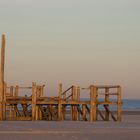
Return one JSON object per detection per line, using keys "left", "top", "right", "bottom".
{"left": 0, "top": 0, "right": 140, "bottom": 98}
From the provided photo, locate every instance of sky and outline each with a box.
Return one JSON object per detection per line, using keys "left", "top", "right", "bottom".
{"left": 0, "top": 0, "right": 140, "bottom": 98}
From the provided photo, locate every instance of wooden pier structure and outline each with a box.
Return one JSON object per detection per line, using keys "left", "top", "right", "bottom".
{"left": 0, "top": 34, "right": 122, "bottom": 122}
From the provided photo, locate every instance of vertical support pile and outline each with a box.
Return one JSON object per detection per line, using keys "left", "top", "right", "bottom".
{"left": 117, "top": 86, "right": 122, "bottom": 121}
{"left": 32, "top": 82, "right": 37, "bottom": 121}
{"left": 3, "top": 82, "right": 7, "bottom": 120}
{"left": 77, "top": 86, "right": 80, "bottom": 120}
{"left": 0, "top": 34, "right": 5, "bottom": 120}
{"left": 90, "top": 85, "right": 97, "bottom": 122}
{"left": 62, "top": 84, "right": 66, "bottom": 120}
{"left": 14, "top": 85, "right": 19, "bottom": 119}
{"left": 71, "top": 85, "right": 76, "bottom": 120}
{"left": 38, "top": 85, "right": 45, "bottom": 120}
{"left": 58, "top": 83, "right": 62, "bottom": 120}
{"left": 14, "top": 85, "right": 19, "bottom": 97}
{"left": 105, "top": 87, "right": 109, "bottom": 121}
{"left": 72, "top": 85, "right": 78, "bottom": 121}
{"left": 9, "top": 86, "right": 14, "bottom": 120}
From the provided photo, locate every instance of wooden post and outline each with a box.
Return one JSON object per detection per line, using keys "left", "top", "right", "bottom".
{"left": 14, "top": 85, "right": 19, "bottom": 97}
{"left": 77, "top": 86, "right": 80, "bottom": 121}
{"left": 58, "top": 83, "right": 62, "bottom": 120}
{"left": 10, "top": 86, "right": 14, "bottom": 120}
{"left": 58, "top": 83, "right": 62, "bottom": 98}
{"left": 71, "top": 86, "right": 77, "bottom": 121}
{"left": 58, "top": 99, "right": 62, "bottom": 121}
{"left": 73, "top": 86, "right": 76, "bottom": 121}
{"left": 10, "top": 86, "right": 14, "bottom": 96}
{"left": 105, "top": 87, "right": 109, "bottom": 121}
{"left": 0, "top": 34, "right": 6, "bottom": 120}
{"left": 32, "top": 82, "right": 37, "bottom": 121}
{"left": 3, "top": 82, "right": 7, "bottom": 120}
{"left": 62, "top": 86, "right": 66, "bottom": 120}
{"left": 40, "top": 85, "right": 45, "bottom": 97}
{"left": 77, "top": 86, "right": 80, "bottom": 102}
{"left": 90, "top": 85, "right": 97, "bottom": 122}
{"left": 13, "top": 85, "right": 19, "bottom": 119}
{"left": 117, "top": 86, "right": 122, "bottom": 121}
{"left": 35, "top": 86, "right": 39, "bottom": 121}
{"left": 35, "top": 106, "right": 39, "bottom": 121}
{"left": 70, "top": 86, "right": 73, "bottom": 120}
{"left": 38, "top": 85, "right": 45, "bottom": 120}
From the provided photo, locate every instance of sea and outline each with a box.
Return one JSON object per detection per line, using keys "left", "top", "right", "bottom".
{"left": 81, "top": 99, "right": 140, "bottom": 111}
{"left": 122, "top": 99, "right": 140, "bottom": 111}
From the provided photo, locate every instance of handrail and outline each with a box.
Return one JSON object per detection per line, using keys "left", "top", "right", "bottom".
{"left": 98, "top": 93, "right": 118, "bottom": 95}
{"left": 6, "top": 86, "right": 32, "bottom": 89}
{"left": 81, "top": 87, "right": 90, "bottom": 90}
{"left": 96, "top": 85, "right": 120, "bottom": 89}
{"left": 82, "top": 85, "right": 120, "bottom": 90}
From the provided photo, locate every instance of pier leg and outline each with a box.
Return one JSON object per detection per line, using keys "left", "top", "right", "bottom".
{"left": 90, "top": 85, "right": 97, "bottom": 122}
{"left": 32, "top": 83, "right": 37, "bottom": 121}
{"left": 0, "top": 34, "right": 6, "bottom": 121}
{"left": 58, "top": 83, "right": 62, "bottom": 121}
{"left": 77, "top": 86, "right": 80, "bottom": 121}
{"left": 117, "top": 86, "right": 122, "bottom": 121}
{"left": 58, "top": 99, "right": 62, "bottom": 121}
{"left": 105, "top": 87, "right": 109, "bottom": 121}
{"left": 71, "top": 86, "right": 77, "bottom": 121}
{"left": 3, "top": 82, "right": 6, "bottom": 120}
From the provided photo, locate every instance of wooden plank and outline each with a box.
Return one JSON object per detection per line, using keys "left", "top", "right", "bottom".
{"left": 98, "top": 93, "right": 118, "bottom": 95}
{"left": 96, "top": 85, "right": 120, "bottom": 89}
{"left": 97, "top": 101, "right": 117, "bottom": 105}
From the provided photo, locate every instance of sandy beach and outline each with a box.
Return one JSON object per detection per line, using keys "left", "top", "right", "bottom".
{"left": 0, "top": 111, "right": 139, "bottom": 140}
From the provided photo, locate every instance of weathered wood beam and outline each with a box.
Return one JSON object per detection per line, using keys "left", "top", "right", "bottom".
{"left": 0, "top": 34, "right": 6, "bottom": 120}
{"left": 90, "top": 85, "right": 97, "bottom": 122}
